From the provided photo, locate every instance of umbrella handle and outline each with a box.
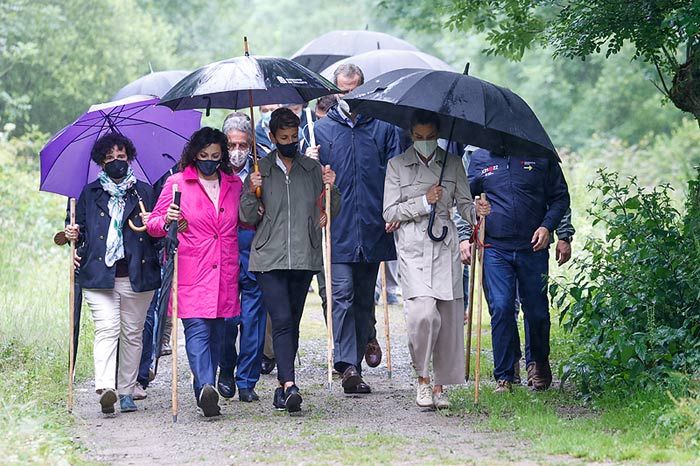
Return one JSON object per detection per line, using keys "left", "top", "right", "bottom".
{"left": 427, "top": 207, "right": 448, "bottom": 242}
{"left": 128, "top": 201, "right": 148, "bottom": 232}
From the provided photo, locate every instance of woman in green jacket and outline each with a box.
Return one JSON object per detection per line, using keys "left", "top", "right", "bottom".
{"left": 239, "top": 107, "right": 340, "bottom": 413}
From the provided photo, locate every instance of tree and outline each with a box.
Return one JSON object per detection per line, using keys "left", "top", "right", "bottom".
{"left": 379, "top": 0, "right": 700, "bottom": 123}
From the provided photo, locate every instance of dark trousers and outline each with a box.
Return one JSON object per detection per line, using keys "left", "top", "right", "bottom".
{"left": 256, "top": 269, "right": 315, "bottom": 385}
{"left": 483, "top": 247, "right": 550, "bottom": 382}
{"left": 182, "top": 318, "right": 225, "bottom": 400}
{"left": 220, "top": 269, "right": 266, "bottom": 390}
{"left": 331, "top": 262, "right": 381, "bottom": 374}
{"left": 137, "top": 292, "right": 157, "bottom": 388}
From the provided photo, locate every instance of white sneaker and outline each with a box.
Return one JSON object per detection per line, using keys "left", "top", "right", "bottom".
{"left": 416, "top": 383, "right": 434, "bottom": 408}
{"left": 133, "top": 385, "right": 147, "bottom": 400}
{"left": 433, "top": 391, "right": 450, "bottom": 410}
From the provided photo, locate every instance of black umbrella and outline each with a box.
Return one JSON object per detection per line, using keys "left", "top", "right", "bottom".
{"left": 345, "top": 67, "right": 558, "bottom": 241}
{"left": 291, "top": 30, "right": 419, "bottom": 73}
{"left": 344, "top": 67, "right": 558, "bottom": 161}
{"left": 112, "top": 70, "right": 191, "bottom": 100}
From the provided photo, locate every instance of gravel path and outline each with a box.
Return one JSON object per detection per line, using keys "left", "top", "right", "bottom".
{"left": 71, "top": 293, "right": 580, "bottom": 465}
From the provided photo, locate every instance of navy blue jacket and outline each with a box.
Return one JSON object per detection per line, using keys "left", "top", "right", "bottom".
{"left": 74, "top": 179, "right": 161, "bottom": 292}
{"left": 315, "top": 106, "right": 401, "bottom": 263}
{"left": 467, "top": 149, "right": 570, "bottom": 251}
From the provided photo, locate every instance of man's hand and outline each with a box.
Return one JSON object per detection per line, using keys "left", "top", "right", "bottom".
{"left": 322, "top": 165, "right": 336, "bottom": 186}
{"left": 531, "top": 226, "right": 550, "bottom": 252}
{"left": 249, "top": 171, "right": 263, "bottom": 190}
{"left": 73, "top": 250, "right": 81, "bottom": 269}
{"left": 386, "top": 221, "right": 400, "bottom": 233}
{"left": 475, "top": 197, "right": 491, "bottom": 217}
{"left": 64, "top": 224, "right": 80, "bottom": 242}
{"left": 556, "top": 239, "right": 572, "bottom": 265}
{"left": 459, "top": 240, "right": 472, "bottom": 265}
{"left": 305, "top": 145, "right": 320, "bottom": 160}
{"left": 426, "top": 184, "right": 443, "bottom": 205}
{"left": 320, "top": 212, "right": 327, "bottom": 228}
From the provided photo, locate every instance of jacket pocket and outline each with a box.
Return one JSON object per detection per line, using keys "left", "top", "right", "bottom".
{"left": 254, "top": 217, "right": 272, "bottom": 250}
{"left": 308, "top": 216, "right": 320, "bottom": 249}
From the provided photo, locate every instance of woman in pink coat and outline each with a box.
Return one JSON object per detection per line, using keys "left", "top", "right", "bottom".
{"left": 147, "top": 127, "right": 242, "bottom": 417}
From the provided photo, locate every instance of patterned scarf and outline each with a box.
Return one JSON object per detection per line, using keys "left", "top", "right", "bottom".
{"left": 98, "top": 167, "right": 137, "bottom": 267}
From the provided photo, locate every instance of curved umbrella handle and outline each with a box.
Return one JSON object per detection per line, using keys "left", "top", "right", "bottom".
{"left": 128, "top": 201, "right": 148, "bottom": 232}
{"left": 427, "top": 206, "right": 448, "bottom": 242}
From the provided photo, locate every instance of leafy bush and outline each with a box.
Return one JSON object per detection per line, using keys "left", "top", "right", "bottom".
{"left": 552, "top": 169, "right": 700, "bottom": 394}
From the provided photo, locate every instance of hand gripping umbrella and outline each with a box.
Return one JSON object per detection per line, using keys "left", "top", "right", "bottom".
{"left": 344, "top": 66, "right": 559, "bottom": 241}
{"left": 160, "top": 37, "right": 340, "bottom": 198}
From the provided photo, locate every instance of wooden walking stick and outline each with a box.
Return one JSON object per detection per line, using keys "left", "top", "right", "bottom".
{"left": 244, "top": 37, "right": 262, "bottom": 199}
{"left": 380, "top": 262, "right": 392, "bottom": 378}
{"left": 474, "top": 194, "right": 487, "bottom": 404}
{"left": 67, "top": 198, "right": 76, "bottom": 412}
{"left": 464, "top": 239, "right": 477, "bottom": 382}
{"left": 171, "top": 184, "right": 181, "bottom": 423}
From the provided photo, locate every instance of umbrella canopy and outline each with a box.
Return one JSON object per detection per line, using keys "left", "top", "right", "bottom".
{"left": 345, "top": 68, "right": 558, "bottom": 161}
{"left": 291, "top": 30, "right": 420, "bottom": 73}
{"left": 320, "top": 50, "right": 454, "bottom": 82}
{"left": 111, "top": 70, "right": 190, "bottom": 100}
{"left": 40, "top": 95, "right": 201, "bottom": 198}
{"left": 159, "top": 56, "right": 339, "bottom": 112}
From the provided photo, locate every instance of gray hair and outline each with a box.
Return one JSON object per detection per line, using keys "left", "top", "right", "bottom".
{"left": 333, "top": 63, "right": 364, "bottom": 86}
{"left": 221, "top": 112, "right": 253, "bottom": 141}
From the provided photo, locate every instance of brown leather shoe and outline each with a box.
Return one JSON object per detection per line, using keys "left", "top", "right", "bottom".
{"left": 513, "top": 359, "right": 522, "bottom": 385}
{"left": 530, "top": 359, "right": 552, "bottom": 391}
{"left": 341, "top": 365, "right": 361, "bottom": 390}
{"left": 364, "top": 338, "right": 382, "bottom": 368}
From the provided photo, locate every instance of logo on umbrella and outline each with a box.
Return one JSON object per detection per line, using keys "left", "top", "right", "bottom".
{"left": 276, "top": 76, "right": 309, "bottom": 85}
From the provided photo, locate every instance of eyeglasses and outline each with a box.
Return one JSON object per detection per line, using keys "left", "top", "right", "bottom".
{"left": 227, "top": 142, "right": 250, "bottom": 151}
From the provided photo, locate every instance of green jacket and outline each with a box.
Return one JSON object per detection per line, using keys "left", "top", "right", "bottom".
{"left": 239, "top": 151, "right": 341, "bottom": 273}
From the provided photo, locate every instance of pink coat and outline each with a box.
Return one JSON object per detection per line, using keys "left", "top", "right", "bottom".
{"left": 147, "top": 165, "right": 242, "bottom": 319}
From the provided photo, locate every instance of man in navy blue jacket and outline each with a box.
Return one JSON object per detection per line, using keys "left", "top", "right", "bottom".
{"left": 313, "top": 63, "right": 401, "bottom": 394}
{"left": 468, "top": 148, "right": 570, "bottom": 392}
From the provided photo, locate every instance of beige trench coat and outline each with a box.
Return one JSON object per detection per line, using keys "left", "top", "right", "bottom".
{"left": 383, "top": 147, "right": 475, "bottom": 301}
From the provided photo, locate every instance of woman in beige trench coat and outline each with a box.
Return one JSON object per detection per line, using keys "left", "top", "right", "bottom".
{"left": 383, "top": 110, "right": 491, "bottom": 409}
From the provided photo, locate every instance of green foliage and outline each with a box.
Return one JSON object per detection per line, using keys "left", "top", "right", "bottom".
{"left": 551, "top": 169, "right": 700, "bottom": 394}
{"left": 659, "top": 390, "right": 700, "bottom": 449}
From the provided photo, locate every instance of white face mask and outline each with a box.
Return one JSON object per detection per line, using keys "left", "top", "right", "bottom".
{"left": 229, "top": 149, "right": 249, "bottom": 168}
{"left": 414, "top": 139, "right": 438, "bottom": 158}
{"left": 260, "top": 112, "right": 272, "bottom": 127}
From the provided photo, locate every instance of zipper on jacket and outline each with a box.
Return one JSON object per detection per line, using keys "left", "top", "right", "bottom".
{"left": 352, "top": 130, "right": 362, "bottom": 259}
{"left": 285, "top": 172, "right": 292, "bottom": 269}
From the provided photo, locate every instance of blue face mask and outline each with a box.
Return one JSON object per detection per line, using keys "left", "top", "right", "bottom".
{"left": 277, "top": 141, "right": 298, "bottom": 158}
{"left": 260, "top": 112, "right": 272, "bottom": 127}
{"left": 196, "top": 159, "right": 220, "bottom": 176}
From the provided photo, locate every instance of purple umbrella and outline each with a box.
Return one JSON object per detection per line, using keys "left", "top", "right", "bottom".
{"left": 40, "top": 95, "right": 201, "bottom": 198}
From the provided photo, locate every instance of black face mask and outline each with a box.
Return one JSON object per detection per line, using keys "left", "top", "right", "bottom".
{"left": 104, "top": 159, "right": 129, "bottom": 180}
{"left": 277, "top": 142, "right": 298, "bottom": 158}
{"left": 196, "top": 159, "right": 221, "bottom": 176}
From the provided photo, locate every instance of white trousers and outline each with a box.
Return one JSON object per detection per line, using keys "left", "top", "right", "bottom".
{"left": 83, "top": 277, "right": 153, "bottom": 395}
{"left": 405, "top": 296, "right": 465, "bottom": 386}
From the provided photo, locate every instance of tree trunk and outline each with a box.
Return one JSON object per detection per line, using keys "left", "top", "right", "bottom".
{"left": 669, "top": 39, "right": 700, "bottom": 126}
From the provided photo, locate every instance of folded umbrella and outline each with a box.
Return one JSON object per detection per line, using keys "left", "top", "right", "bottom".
{"left": 292, "top": 30, "right": 419, "bottom": 73}
{"left": 320, "top": 49, "right": 454, "bottom": 82}
{"left": 40, "top": 95, "right": 201, "bottom": 199}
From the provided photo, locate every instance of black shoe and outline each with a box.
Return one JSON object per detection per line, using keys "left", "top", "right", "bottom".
{"left": 239, "top": 388, "right": 259, "bottom": 402}
{"left": 273, "top": 387, "right": 286, "bottom": 410}
{"left": 284, "top": 385, "right": 302, "bottom": 413}
{"left": 99, "top": 389, "right": 117, "bottom": 414}
{"left": 261, "top": 355, "right": 276, "bottom": 375}
{"left": 198, "top": 384, "right": 221, "bottom": 417}
{"left": 344, "top": 379, "right": 372, "bottom": 394}
{"left": 341, "top": 365, "right": 362, "bottom": 390}
{"left": 217, "top": 376, "right": 236, "bottom": 399}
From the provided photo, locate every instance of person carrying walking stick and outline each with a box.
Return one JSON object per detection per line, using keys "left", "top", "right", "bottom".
{"left": 240, "top": 108, "right": 339, "bottom": 414}
{"left": 383, "top": 110, "right": 491, "bottom": 409}
{"left": 64, "top": 133, "right": 161, "bottom": 415}
{"left": 147, "top": 127, "right": 243, "bottom": 418}
{"left": 467, "top": 148, "right": 570, "bottom": 393}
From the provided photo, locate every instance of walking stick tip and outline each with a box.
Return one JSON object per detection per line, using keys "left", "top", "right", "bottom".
{"left": 173, "top": 414, "right": 177, "bottom": 423}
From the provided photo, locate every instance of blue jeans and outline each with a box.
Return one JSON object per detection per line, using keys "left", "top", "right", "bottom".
{"left": 331, "top": 262, "right": 381, "bottom": 374}
{"left": 182, "top": 318, "right": 225, "bottom": 400}
{"left": 137, "top": 292, "right": 158, "bottom": 388}
{"left": 219, "top": 268, "right": 266, "bottom": 390}
{"left": 483, "top": 247, "right": 550, "bottom": 382}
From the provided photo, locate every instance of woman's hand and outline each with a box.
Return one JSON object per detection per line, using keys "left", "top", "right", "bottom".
{"left": 475, "top": 197, "right": 491, "bottom": 217}
{"left": 305, "top": 145, "right": 320, "bottom": 160}
{"left": 139, "top": 211, "right": 151, "bottom": 225}
{"left": 166, "top": 203, "right": 181, "bottom": 223}
{"left": 64, "top": 224, "right": 80, "bottom": 242}
{"left": 322, "top": 165, "right": 335, "bottom": 186}
{"left": 426, "top": 184, "right": 443, "bottom": 205}
{"left": 249, "top": 171, "right": 263, "bottom": 190}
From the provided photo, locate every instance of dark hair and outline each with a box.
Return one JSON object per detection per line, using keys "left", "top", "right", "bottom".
{"left": 269, "top": 107, "right": 300, "bottom": 137}
{"left": 315, "top": 95, "right": 337, "bottom": 114}
{"left": 410, "top": 109, "right": 441, "bottom": 132}
{"left": 179, "top": 127, "right": 232, "bottom": 174}
{"left": 90, "top": 132, "right": 137, "bottom": 165}
{"left": 333, "top": 63, "right": 364, "bottom": 87}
